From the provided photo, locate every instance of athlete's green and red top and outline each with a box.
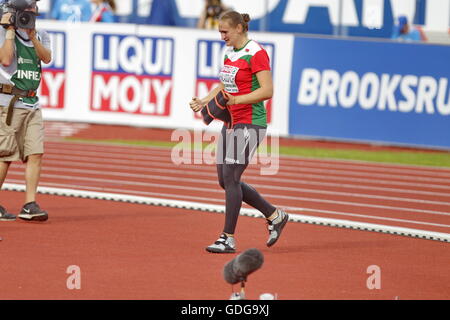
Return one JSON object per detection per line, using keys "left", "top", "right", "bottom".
{"left": 219, "top": 40, "right": 270, "bottom": 128}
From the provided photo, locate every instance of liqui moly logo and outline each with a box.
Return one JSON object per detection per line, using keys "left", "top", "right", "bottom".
{"left": 90, "top": 34, "right": 174, "bottom": 116}
{"left": 195, "top": 39, "right": 275, "bottom": 122}
{"left": 39, "top": 31, "right": 66, "bottom": 109}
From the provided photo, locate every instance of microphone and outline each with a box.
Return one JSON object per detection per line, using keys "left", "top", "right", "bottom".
{"left": 223, "top": 248, "right": 264, "bottom": 284}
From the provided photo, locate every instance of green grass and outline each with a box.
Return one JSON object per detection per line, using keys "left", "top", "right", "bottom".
{"left": 278, "top": 146, "right": 450, "bottom": 168}
{"left": 65, "top": 137, "right": 450, "bottom": 168}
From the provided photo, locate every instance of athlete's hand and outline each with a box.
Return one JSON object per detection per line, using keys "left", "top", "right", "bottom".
{"left": 223, "top": 92, "right": 237, "bottom": 106}
{"left": 189, "top": 97, "right": 206, "bottom": 112}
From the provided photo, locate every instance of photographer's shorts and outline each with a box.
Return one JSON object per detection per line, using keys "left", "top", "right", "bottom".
{"left": 0, "top": 107, "right": 44, "bottom": 162}
{"left": 216, "top": 123, "right": 266, "bottom": 165}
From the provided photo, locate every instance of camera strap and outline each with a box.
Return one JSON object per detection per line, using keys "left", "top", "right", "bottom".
{"left": 5, "top": 94, "right": 19, "bottom": 126}
{"left": 15, "top": 31, "right": 31, "bottom": 42}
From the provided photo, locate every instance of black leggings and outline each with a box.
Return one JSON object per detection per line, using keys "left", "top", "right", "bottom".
{"left": 216, "top": 124, "right": 276, "bottom": 234}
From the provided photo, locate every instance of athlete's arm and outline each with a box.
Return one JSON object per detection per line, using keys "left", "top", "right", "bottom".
{"left": 226, "top": 70, "right": 273, "bottom": 105}
{"left": 190, "top": 82, "right": 225, "bottom": 112}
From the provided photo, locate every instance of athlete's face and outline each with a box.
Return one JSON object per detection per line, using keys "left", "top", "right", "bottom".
{"left": 218, "top": 20, "right": 243, "bottom": 48}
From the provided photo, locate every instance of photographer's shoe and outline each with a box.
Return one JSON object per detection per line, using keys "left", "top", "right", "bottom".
{"left": 266, "top": 209, "right": 289, "bottom": 247}
{"left": 0, "top": 205, "right": 16, "bottom": 221}
{"left": 206, "top": 233, "right": 236, "bottom": 253}
{"left": 18, "top": 202, "right": 48, "bottom": 222}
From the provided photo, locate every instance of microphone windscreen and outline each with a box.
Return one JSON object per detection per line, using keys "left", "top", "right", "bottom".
{"left": 234, "top": 248, "right": 264, "bottom": 277}
{"left": 223, "top": 248, "right": 264, "bottom": 284}
{"left": 223, "top": 259, "right": 240, "bottom": 284}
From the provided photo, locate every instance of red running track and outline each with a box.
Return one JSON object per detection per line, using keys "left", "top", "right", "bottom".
{"left": 7, "top": 139, "right": 449, "bottom": 234}
{"left": 0, "top": 124, "right": 449, "bottom": 299}
{"left": 1, "top": 190, "right": 449, "bottom": 300}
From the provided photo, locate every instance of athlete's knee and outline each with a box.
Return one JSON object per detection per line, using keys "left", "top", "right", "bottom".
{"left": 218, "top": 176, "right": 225, "bottom": 189}
{"left": 222, "top": 173, "right": 239, "bottom": 189}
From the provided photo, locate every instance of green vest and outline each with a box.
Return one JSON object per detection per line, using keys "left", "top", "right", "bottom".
{"left": 11, "top": 36, "right": 41, "bottom": 106}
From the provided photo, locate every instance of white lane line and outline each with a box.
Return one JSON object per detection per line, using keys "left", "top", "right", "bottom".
{"left": 45, "top": 157, "right": 450, "bottom": 197}
{"left": 248, "top": 183, "right": 450, "bottom": 207}
{"left": 15, "top": 179, "right": 447, "bottom": 226}
{"left": 286, "top": 207, "right": 450, "bottom": 228}
{"left": 44, "top": 146, "right": 450, "bottom": 184}
{"left": 38, "top": 159, "right": 450, "bottom": 206}
{"left": 6, "top": 178, "right": 450, "bottom": 229}
{"left": 4, "top": 178, "right": 224, "bottom": 204}
{"left": 4, "top": 182, "right": 450, "bottom": 242}
{"left": 5, "top": 173, "right": 217, "bottom": 193}
{"left": 277, "top": 158, "right": 450, "bottom": 178}
{"left": 40, "top": 154, "right": 450, "bottom": 198}
{"left": 5, "top": 178, "right": 449, "bottom": 228}
{"left": 42, "top": 152, "right": 450, "bottom": 191}
{"left": 7, "top": 169, "right": 450, "bottom": 217}
{"left": 33, "top": 162, "right": 450, "bottom": 206}
{"left": 45, "top": 141, "right": 450, "bottom": 176}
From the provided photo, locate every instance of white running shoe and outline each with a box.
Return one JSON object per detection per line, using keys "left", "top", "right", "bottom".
{"left": 206, "top": 233, "right": 236, "bottom": 253}
{"left": 266, "top": 209, "right": 289, "bottom": 247}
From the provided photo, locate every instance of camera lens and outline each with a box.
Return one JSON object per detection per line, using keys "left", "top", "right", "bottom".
{"left": 18, "top": 12, "right": 31, "bottom": 25}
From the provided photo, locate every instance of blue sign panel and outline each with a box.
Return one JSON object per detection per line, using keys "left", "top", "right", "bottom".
{"left": 289, "top": 36, "right": 450, "bottom": 148}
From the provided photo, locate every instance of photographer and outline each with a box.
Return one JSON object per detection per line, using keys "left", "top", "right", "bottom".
{"left": 0, "top": 0, "right": 51, "bottom": 222}
{"left": 197, "top": 0, "right": 227, "bottom": 29}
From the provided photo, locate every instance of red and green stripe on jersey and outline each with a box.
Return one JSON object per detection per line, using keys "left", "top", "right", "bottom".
{"left": 219, "top": 40, "right": 270, "bottom": 128}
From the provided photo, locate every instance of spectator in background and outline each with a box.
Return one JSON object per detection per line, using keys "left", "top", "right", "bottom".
{"left": 51, "top": 0, "right": 92, "bottom": 22}
{"left": 90, "top": 0, "right": 116, "bottom": 23}
{"left": 197, "top": 0, "right": 228, "bottom": 29}
{"left": 391, "top": 15, "right": 423, "bottom": 42}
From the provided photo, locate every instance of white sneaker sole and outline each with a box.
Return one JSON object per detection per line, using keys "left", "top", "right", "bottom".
{"left": 18, "top": 213, "right": 48, "bottom": 221}
{"left": 205, "top": 245, "right": 236, "bottom": 253}
{"left": 206, "top": 248, "right": 236, "bottom": 253}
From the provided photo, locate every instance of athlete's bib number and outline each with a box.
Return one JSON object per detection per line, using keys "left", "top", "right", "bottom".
{"left": 219, "top": 65, "right": 239, "bottom": 93}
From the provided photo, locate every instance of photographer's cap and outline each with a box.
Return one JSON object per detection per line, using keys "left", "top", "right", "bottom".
{"left": 8, "top": 0, "right": 38, "bottom": 9}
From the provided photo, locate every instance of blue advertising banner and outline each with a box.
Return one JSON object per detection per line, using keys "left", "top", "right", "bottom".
{"left": 289, "top": 36, "right": 450, "bottom": 149}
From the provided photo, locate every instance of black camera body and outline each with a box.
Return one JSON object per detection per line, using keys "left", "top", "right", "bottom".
{"left": 0, "top": 0, "right": 37, "bottom": 29}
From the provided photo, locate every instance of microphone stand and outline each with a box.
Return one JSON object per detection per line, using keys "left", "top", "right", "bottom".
{"left": 240, "top": 280, "right": 246, "bottom": 299}
{"left": 229, "top": 278, "right": 246, "bottom": 300}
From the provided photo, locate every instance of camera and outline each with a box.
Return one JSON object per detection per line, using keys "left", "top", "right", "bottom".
{"left": 0, "top": 0, "right": 38, "bottom": 29}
